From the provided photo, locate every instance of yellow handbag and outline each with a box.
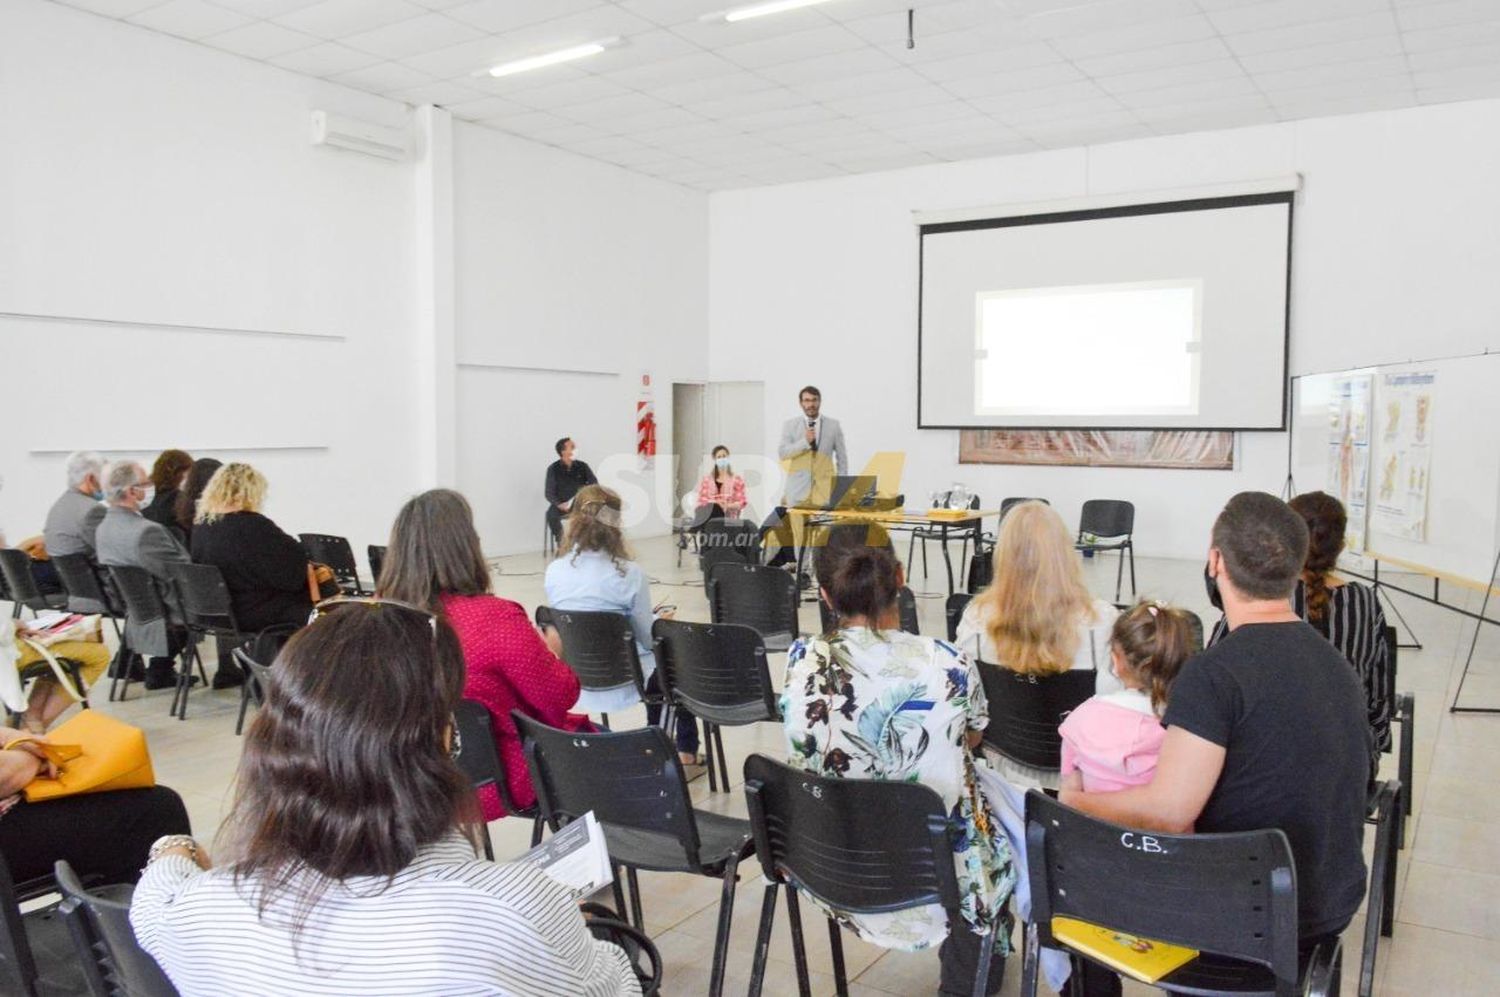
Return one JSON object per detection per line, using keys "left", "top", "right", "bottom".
{"left": 3, "top": 710, "right": 155, "bottom": 803}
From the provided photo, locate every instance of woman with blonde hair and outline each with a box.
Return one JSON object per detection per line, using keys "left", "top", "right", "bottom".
{"left": 189, "top": 463, "right": 313, "bottom": 632}
{"left": 543, "top": 485, "right": 699, "bottom": 766}
{"left": 955, "top": 501, "right": 1119, "bottom": 786}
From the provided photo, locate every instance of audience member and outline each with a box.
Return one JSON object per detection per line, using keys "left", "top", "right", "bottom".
{"left": 1059, "top": 601, "right": 1193, "bottom": 795}
{"left": 42, "top": 450, "right": 106, "bottom": 558}
{"left": 129, "top": 598, "right": 639, "bottom": 996}
{"left": 766, "top": 385, "right": 847, "bottom": 568}
{"left": 3, "top": 614, "right": 107, "bottom": 733}
{"left": 1208, "top": 489, "right": 1389, "bottom": 784}
{"left": 189, "top": 463, "right": 313, "bottom": 633}
{"left": 95, "top": 461, "right": 199, "bottom": 691}
{"left": 1062, "top": 492, "right": 1370, "bottom": 976}
{"left": 782, "top": 522, "right": 1015, "bottom": 996}
{"left": 544, "top": 485, "right": 699, "bottom": 766}
{"left": 544, "top": 437, "right": 597, "bottom": 546}
{"left": 380, "top": 488, "right": 592, "bottom": 820}
{"left": 173, "top": 457, "right": 222, "bottom": 544}
{"left": 694, "top": 444, "right": 747, "bottom": 521}
{"left": 955, "top": 500, "right": 1120, "bottom": 787}
{"left": 0, "top": 719, "right": 190, "bottom": 885}
{"left": 141, "top": 449, "right": 193, "bottom": 531}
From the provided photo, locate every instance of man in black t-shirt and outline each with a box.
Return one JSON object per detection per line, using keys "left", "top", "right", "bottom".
{"left": 1062, "top": 491, "right": 1370, "bottom": 946}
{"left": 544, "top": 437, "right": 597, "bottom": 545}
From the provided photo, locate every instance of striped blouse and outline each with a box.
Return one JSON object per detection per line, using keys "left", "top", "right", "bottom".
{"left": 1208, "top": 578, "right": 1391, "bottom": 765}
{"left": 130, "top": 833, "right": 640, "bottom": 997}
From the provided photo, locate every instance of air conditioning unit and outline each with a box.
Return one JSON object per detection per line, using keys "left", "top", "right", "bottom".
{"left": 310, "top": 110, "right": 408, "bottom": 161}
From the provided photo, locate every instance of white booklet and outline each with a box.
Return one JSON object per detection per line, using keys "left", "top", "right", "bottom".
{"left": 515, "top": 810, "right": 612, "bottom": 899}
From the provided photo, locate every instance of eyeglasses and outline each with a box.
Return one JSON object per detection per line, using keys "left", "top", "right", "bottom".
{"left": 309, "top": 596, "right": 438, "bottom": 638}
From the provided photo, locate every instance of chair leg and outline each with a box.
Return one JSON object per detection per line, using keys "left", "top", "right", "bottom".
{"left": 920, "top": 536, "right": 928, "bottom": 579}
{"left": 906, "top": 532, "right": 917, "bottom": 580}
{"left": 970, "top": 928, "right": 997, "bottom": 997}
{"left": 611, "top": 866, "right": 629, "bottom": 922}
{"left": 626, "top": 866, "right": 645, "bottom": 933}
{"left": 1127, "top": 541, "right": 1136, "bottom": 597}
{"left": 1021, "top": 921, "right": 1039, "bottom": 997}
{"left": 827, "top": 917, "right": 848, "bottom": 996}
{"left": 748, "top": 882, "right": 779, "bottom": 997}
{"left": 481, "top": 826, "right": 494, "bottom": 862}
{"left": 234, "top": 679, "right": 253, "bottom": 736}
{"left": 1398, "top": 693, "right": 1414, "bottom": 821}
{"left": 529, "top": 814, "right": 545, "bottom": 848}
{"left": 704, "top": 721, "right": 718, "bottom": 793}
{"left": 707, "top": 852, "right": 741, "bottom": 997}
{"left": 784, "top": 884, "right": 813, "bottom": 997}
{"left": 714, "top": 724, "right": 730, "bottom": 790}
{"left": 1114, "top": 546, "right": 1125, "bottom": 603}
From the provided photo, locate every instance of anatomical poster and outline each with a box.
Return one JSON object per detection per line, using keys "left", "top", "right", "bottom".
{"left": 1327, "top": 374, "right": 1373, "bottom": 551}
{"left": 1370, "top": 371, "right": 1435, "bottom": 542}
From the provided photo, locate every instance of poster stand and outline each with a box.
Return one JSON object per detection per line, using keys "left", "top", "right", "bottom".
{"left": 1450, "top": 542, "right": 1500, "bottom": 715}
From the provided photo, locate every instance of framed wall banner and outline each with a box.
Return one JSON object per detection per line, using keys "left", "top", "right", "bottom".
{"left": 958, "top": 429, "right": 1235, "bottom": 470}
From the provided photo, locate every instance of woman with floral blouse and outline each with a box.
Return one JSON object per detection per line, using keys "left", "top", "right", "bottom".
{"left": 781, "top": 522, "right": 1016, "bottom": 996}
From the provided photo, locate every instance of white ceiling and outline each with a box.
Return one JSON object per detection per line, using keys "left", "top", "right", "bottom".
{"left": 52, "top": 0, "right": 1500, "bottom": 190}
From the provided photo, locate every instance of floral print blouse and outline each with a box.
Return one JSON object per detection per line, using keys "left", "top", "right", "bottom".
{"left": 780, "top": 627, "right": 1017, "bottom": 952}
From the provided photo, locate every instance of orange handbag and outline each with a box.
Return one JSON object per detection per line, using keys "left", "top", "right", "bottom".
{"left": 4, "top": 710, "right": 155, "bottom": 803}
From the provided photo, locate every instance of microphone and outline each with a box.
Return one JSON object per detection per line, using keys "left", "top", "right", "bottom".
{"left": 808, "top": 418, "right": 818, "bottom": 453}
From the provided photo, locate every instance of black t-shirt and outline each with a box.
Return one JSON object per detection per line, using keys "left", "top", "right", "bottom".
{"left": 544, "top": 459, "right": 596, "bottom": 507}
{"left": 1163, "top": 621, "right": 1370, "bottom": 938}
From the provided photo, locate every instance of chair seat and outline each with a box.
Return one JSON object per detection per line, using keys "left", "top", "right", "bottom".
{"left": 602, "top": 811, "right": 753, "bottom": 875}
{"left": 760, "top": 632, "right": 795, "bottom": 653}
{"left": 1075, "top": 538, "right": 1130, "bottom": 551}
{"left": 1155, "top": 952, "right": 1284, "bottom": 995}
{"left": 678, "top": 695, "right": 777, "bottom": 727}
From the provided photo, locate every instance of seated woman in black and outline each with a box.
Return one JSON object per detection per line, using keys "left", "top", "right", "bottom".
{"left": 189, "top": 463, "right": 313, "bottom": 631}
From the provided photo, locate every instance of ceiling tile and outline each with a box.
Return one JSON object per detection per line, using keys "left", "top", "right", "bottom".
{"left": 755, "top": 115, "right": 872, "bottom": 145}
{"left": 732, "top": 103, "right": 839, "bottom": 133}
{"left": 1416, "top": 80, "right": 1500, "bottom": 104}
{"left": 525, "top": 121, "right": 611, "bottom": 145}
{"left": 1021, "top": 119, "right": 1153, "bottom": 148}
{"left": 1224, "top": 12, "right": 1399, "bottom": 57}
{"left": 880, "top": 112, "right": 1008, "bottom": 142}
{"left": 598, "top": 105, "right": 705, "bottom": 133}
{"left": 1070, "top": 38, "right": 1232, "bottom": 78}
{"left": 478, "top": 108, "right": 578, "bottom": 132}
{"left": 203, "top": 21, "right": 320, "bottom": 59}
{"left": 940, "top": 62, "right": 1084, "bottom": 100}
{"left": 210, "top": 0, "right": 324, "bottom": 17}
{"left": 1206, "top": 0, "right": 1390, "bottom": 35}
{"left": 823, "top": 83, "right": 956, "bottom": 117}
{"left": 579, "top": 29, "right": 701, "bottom": 75}
{"left": 127, "top": 0, "right": 253, "bottom": 40}
{"left": 829, "top": 151, "right": 939, "bottom": 173}
{"left": 566, "top": 133, "right": 652, "bottom": 158}
{"left": 716, "top": 24, "right": 868, "bottom": 69}
{"left": 758, "top": 47, "right": 903, "bottom": 87}
{"left": 689, "top": 87, "right": 806, "bottom": 119}
{"left": 842, "top": 0, "right": 1007, "bottom": 44}
{"left": 1133, "top": 93, "right": 1274, "bottom": 124}
{"left": 1254, "top": 56, "right": 1412, "bottom": 94}
{"left": 1026, "top": 0, "right": 1198, "bottom": 40}
{"left": 615, "top": 0, "right": 722, "bottom": 27}
{"left": 1401, "top": 21, "right": 1500, "bottom": 53}
{"left": 968, "top": 80, "right": 1111, "bottom": 116}
{"left": 1003, "top": 97, "right": 1134, "bottom": 125}
{"left": 601, "top": 51, "right": 743, "bottom": 91}
{"left": 1237, "top": 35, "right": 1405, "bottom": 74}
{"left": 341, "top": 13, "right": 484, "bottom": 60}
{"left": 396, "top": 36, "right": 515, "bottom": 76}
{"left": 855, "top": 99, "right": 981, "bottom": 131}
{"left": 388, "top": 79, "right": 490, "bottom": 105}
{"left": 445, "top": 94, "right": 532, "bottom": 119}
{"left": 923, "top": 137, "right": 1040, "bottom": 160}
{"left": 1396, "top": 0, "right": 1500, "bottom": 32}
{"left": 787, "top": 67, "right": 935, "bottom": 102}
{"left": 647, "top": 72, "right": 779, "bottom": 107}
{"left": 556, "top": 91, "right": 671, "bottom": 123}
{"left": 668, "top": 7, "right": 836, "bottom": 48}
{"left": 877, "top": 23, "right": 1043, "bottom": 63}
{"left": 330, "top": 60, "right": 434, "bottom": 92}
{"left": 910, "top": 43, "right": 1061, "bottom": 83}
{"left": 445, "top": 0, "right": 604, "bottom": 34}
{"left": 268, "top": 41, "right": 383, "bottom": 75}
{"left": 1413, "top": 62, "right": 1500, "bottom": 90}
{"left": 1093, "top": 58, "right": 1247, "bottom": 96}
{"left": 56, "top": 0, "right": 170, "bottom": 15}
{"left": 1268, "top": 73, "right": 1416, "bottom": 108}
{"left": 1050, "top": 15, "right": 1218, "bottom": 60}
{"left": 1116, "top": 76, "right": 1262, "bottom": 110}
{"left": 503, "top": 76, "right": 636, "bottom": 111}
{"left": 629, "top": 120, "right": 741, "bottom": 147}
{"left": 1407, "top": 42, "right": 1500, "bottom": 73}
{"left": 274, "top": 0, "right": 427, "bottom": 39}
{"left": 1274, "top": 90, "right": 1417, "bottom": 120}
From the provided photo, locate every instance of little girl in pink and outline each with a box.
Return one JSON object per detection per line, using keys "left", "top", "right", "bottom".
{"left": 1059, "top": 601, "right": 1194, "bottom": 793}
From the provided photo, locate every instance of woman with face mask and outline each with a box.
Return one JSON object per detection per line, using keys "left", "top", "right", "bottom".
{"left": 693, "top": 445, "right": 748, "bottom": 522}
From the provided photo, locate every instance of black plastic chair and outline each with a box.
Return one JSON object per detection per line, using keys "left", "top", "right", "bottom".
{"left": 515, "top": 714, "right": 754, "bottom": 997}
{"left": 227, "top": 625, "right": 298, "bottom": 736}
{"left": 1075, "top": 499, "right": 1136, "bottom": 602}
{"left": 55, "top": 861, "right": 176, "bottom": 997}
{"left": 50, "top": 553, "right": 138, "bottom": 702}
{"left": 367, "top": 545, "right": 387, "bottom": 589}
{"left": 977, "top": 660, "right": 1096, "bottom": 770}
{"left": 707, "top": 562, "right": 801, "bottom": 652}
{"left": 908, "top": 494, "right": 982, "bottom": 583}
{"left": 946, "top": 592, "right": 974, "bottom": 642}
{"left": 452, "top": 699, "right": 545, "bottom": 856}
{"left": 816, "top": 586, "right": 920, "bottom": 636}
{"left": 1000, "top": 496, "right": 1049, "bottom": 518}
{"left": 107, "top": 566, "right": 202, "bottom": 718}
{"left": 297, "top": 533, "right": 367, "bottom": 596}
{"left": 1358, "top": 779, "right": 1401, "bottom": 997}
{"left": 1383, "top": 625, "right": 1415, "bottom": 833}
{"left": 165, "top": 563, "right": 247, "bottom": 722}
{"left": 653, "top": 619, "right": 778, "bottom": 793}
{"left": 0, "top": 849, "right": 91, "bottom": 997}
{"left": 0, "top": 549, "right": 66, "bottom": 619}
{"left": 1022, "top": 790, "right": 1341, "bottom": 997}
{"left": 581, "top": 902, "right": 663, "bottom": 997}
{"left": 743, "top": 754, "right": 997, "bottom": 997}
{"left": 548, "top": 609, "right": 653, "bottom": 727}
{"left": 697, "top": 519, "right": 761, "bottom": 594}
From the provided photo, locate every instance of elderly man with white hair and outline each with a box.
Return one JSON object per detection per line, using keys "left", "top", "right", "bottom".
{"left": 95, "top": 461, "right": 203, "bottom": 692}
{"left": 42, "top": 450, "right": 107, "bottom": 558}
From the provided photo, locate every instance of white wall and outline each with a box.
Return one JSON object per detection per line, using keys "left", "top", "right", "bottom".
{"left": 1, "top": 0, "right": 420, "bottom": 561}
{"left": 708, "top": 99, "right": 1500, "bottom": 561}
{"left": 452, "top": 122, "right": 709, "bottom": 555}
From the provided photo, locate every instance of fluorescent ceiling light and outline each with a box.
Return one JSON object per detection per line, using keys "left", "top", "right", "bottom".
{"left": 723, "top": 0, "right": 837, "bottom": 22}
{"left": 487, "top": 37, "right": 619, "bottom": 78}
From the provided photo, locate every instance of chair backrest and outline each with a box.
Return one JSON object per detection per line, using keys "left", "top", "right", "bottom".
{"left": 164, "top": 563, "right": 239, "bottom": 636}
{"left": 652, "top": 619, "right": 777, "bottom": 726}
{"left": 452, "top": 698, "right": 529, "bottom": 817}
{"left": 0, "top": 847, "right": 37, "bottom": 997}
{"left": 297, "top": 534, "right": 362, "bottom": 594}
{"left": 1025, "top": 790, "right": 1300, "bottom": 995}
{"left": 977, "top": 662, "right": 1096, "bottom": 769}
{"left": 1078, "top": 499, "right": 1135, "bottom": 539}
{"left": 0, "top": 550, "right": 46, "bottom": 612}
{"left": 106, "top": 566, "right": 167, "bottom": 627}
{"left": 817, "top": 587, "right": 919, "bottom": 637}
{"left": 549, "top": 609, "right": 647, "bottom": 695}
{"left": 945, "top": 592, "right": 973, "bottom": 643}
{"left": 514, "top": 713, "right": 703, "bottom": 867}
{"left": 1186, "top": 611, "right": 1205, "bottom": 654}
{"left": 742, "top": 754, "right": 963, "bottom": 918}
{"left": 1382, "top": 624, "right": 1398, "bottom": 713}
{"left": 55, "top": 861, "right": 178, "bottom": 997}
{"left": 1000, "top": 497, "right": 1049, "bottom": 519}
{"left": 367, "top": 545, "right": 387, "bottom": 589}
{"left": 707, "top": 562, "right": 800, "bottom": 649}
{"left": 697, "top": 519, "right": 761, "bottom": 559}
{"left": 231, "top": 646, "right": 278, "bottom": 710}
{"left": 49, "top": 554, "right": 122, "bottom": 616}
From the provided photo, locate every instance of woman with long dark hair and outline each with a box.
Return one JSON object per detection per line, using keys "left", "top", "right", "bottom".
{"left": 129, "top": 598, "right": 639, "bottom": 996}
{"left": 380, "top": 488, "right": 591, "bottom": 821}
{"left": 172, "top": 457, "right": 222, "bottom": 544}
{"left": 141, "top": 449, "right": 192, "bottom": 530}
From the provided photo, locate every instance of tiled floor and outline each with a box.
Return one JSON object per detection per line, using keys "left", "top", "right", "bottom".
{"left": 79, "top": 536, "right": 1500, "bottom": 995}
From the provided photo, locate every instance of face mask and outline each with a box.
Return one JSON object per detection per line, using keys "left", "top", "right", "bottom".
{"left": 1203, "top": 561, "right": 1224, "bottom": 611}
{"left": 90, "top": 489, "right": 104, "bottom": 501}
{"left": 715, "top": 457, "right": 731, "bottom": 470}
{"left": 138, "top": 485, "right": 156, "bottom": 507}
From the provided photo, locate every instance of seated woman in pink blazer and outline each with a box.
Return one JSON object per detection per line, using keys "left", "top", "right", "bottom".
{"left": 694, "top": 445, "right": 748, "bottom": 521}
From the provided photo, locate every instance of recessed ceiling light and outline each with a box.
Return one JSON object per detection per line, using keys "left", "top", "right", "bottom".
{"left": 485, "top": 37, "right": 620, "bottom": 78}
{"left": 721, "top": 0, "right": 838, "bottom": 23}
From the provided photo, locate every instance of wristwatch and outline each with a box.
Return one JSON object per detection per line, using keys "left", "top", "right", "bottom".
{"left": 147, "top": 834, "right": 201, "bottom": 866}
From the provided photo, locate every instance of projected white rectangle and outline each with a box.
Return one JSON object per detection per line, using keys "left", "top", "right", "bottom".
{"left": 975, "top": 280, "right": 1201, "bottom": 417}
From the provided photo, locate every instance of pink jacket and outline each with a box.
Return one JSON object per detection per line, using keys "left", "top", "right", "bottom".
{"left": 696, "top": 473, "right": 747, "bottom": 515}
{"left": 1058, "top": 691, "right": 1166, "bottom": 794}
